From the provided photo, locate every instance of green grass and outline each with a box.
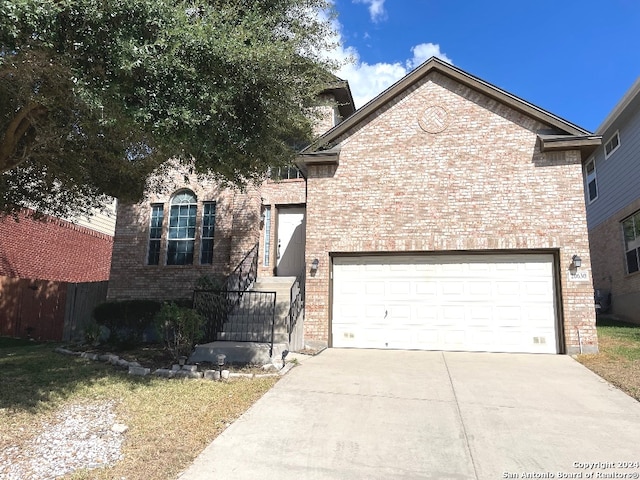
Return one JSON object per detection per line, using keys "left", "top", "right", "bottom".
{"left": 0, "top": 339, "right": 279, "bottom": 479}
{"left": 578, "top": 317, "right": 640, "bottom": 401}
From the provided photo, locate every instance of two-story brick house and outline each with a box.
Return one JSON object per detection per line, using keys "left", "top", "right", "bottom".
{"left": 107, "top": 58, "right": 600, "bottom": 354}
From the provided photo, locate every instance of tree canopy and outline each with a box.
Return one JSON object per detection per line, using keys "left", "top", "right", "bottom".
{"left": 0, "top": 0, "right": 338, "bottom": 217}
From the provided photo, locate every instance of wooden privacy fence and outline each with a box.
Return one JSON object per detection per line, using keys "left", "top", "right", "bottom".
{"left": 0, "top": 276, "right": 108, "bottom": 342}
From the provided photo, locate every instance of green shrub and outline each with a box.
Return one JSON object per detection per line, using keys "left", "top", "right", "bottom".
{"left": 195, "top": 274, "right": 225, "bottom": 291}
{"left": 93, "top": 300, "right": 162, "bottom": 348}
{"left": 154, "top": 302, "right": 204, "bottom": 360}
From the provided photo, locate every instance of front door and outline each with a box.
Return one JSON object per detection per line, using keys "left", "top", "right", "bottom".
{"left": 276, "top": 207, "right": 305, "bottom": 277}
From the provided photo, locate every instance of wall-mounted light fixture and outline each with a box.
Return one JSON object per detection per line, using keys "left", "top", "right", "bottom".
{"left": 572, "top": 255, "right": 582, "bottom": 269}
{"left": 310, "top": 258, "right": 319, "bottom": 271}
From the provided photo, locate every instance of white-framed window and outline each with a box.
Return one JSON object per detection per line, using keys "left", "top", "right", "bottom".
{"left": 167, "top": 190, "right": 197, "bottom": 265}
{"left": 622, "top": 211, "right": 640, "bottom": 274}
{"left": 200, "top": 201, "right": 216, "bottom": 265}
{"left": 146, "top": 190, "right": 218, "bottom": 266}
{"left": 604, "top": 131, "right": 620, "bottom": 158}
{"left": 269, "top": 165, "right": 303, "bottom": 181}
{"left": 147, "top": 204, "right": 164, "bottom": 265}
{"left": 584, "top": 158, "right": 598, "bottom": 203}
{"left": 263, "top": 206, "right": 271, "bottom": 266}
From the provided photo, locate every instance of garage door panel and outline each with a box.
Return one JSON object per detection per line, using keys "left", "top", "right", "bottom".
{"left": 365, "top": 281, "right": 385, "bottom": 295}
{"left": 332, "top": 254, "right": 558, "bottom": 353}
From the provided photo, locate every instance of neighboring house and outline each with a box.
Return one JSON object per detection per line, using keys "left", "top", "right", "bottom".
{"left": 0, "top": 203, "right": 116, "bottom": 340}
{"left": 0, "top": 204, "right": 115, "bottom": 283}
{"left": 584, "top": 76, "right": 640, "bottom": 323}
{"left": 108, "top": 58, "right": 600, "bottom": 355}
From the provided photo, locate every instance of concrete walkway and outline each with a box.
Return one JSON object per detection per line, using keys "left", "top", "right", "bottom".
{"left": 178, "top": 349, "right": 640, "bottom": 480}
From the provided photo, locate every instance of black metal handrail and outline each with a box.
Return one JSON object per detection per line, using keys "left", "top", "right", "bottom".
{"left": 222, "top": 243, "right": 259, "bottom": 294}
{"left": 288, "top": 266, "right": 305, "bottom": 341}
{"left": 193, "top": 243, "right": 260, "bottom": 343}
{"left": 193, "top": 290, "right": 277, "bottom": 355}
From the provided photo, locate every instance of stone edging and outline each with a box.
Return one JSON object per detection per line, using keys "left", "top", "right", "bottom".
{"left": 54, "top": 347, "right": 296, "bottom": 379}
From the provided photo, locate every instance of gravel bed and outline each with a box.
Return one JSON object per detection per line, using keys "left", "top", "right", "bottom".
{"left": 0, "top": 401, "right": 125, "bottom": 480}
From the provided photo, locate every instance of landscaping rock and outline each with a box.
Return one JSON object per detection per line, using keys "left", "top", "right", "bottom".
{"left": 172, "top": 364, "right": 182, "bottom": 371}
{"left": 174, "top": 370, "right": 203, "bottom": 379}
{"left": 111, "top": 424, "right": 129, "bottom": 434}
{"left": 229, "top": 373, "right": 253, "bottom": 378}
{"left": 153, "top": 369, "right": 175, "bottom": 378}
{"left": 221, "top": 370, "right": 230, "bottom": 380}
{"left": 54, "top": 347, "right": 75, "bottom": 356}
{"left": 116, "top": 359, "right": 130, "bottom": 368}
{"left": 128, "top": 366, "right": 150, "bottom": 376}
{"left": 81, "top": 352, "right": 100, "bottom": 361}
{"left": 181, "top": 365, "right": 197, "bottom": 372}
{"left": 109, "top": 356, "right": 120, "bottom": 365}
{"left": 203, "top": 370, "right": 220, "bottom": 381}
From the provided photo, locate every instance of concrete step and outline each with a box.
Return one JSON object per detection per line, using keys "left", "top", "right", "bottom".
{"left": 189, "top": 341, "right": 289, "bottom": 365}
{"left": 216, "top": 332, "right": 289, "bottom": 343}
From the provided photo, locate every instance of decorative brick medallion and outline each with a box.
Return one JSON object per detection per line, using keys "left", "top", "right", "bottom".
{"left": 418, "top": 105, "right": 449, "bottom": 133}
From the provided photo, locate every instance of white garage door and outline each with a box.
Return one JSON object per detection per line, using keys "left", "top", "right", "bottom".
{"left": 332, "top": 254, "right": 558, "bottom": 353}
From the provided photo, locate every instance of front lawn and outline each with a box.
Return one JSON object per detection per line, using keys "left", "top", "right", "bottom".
{"left": 577, "top": 316, "right": 640, "bottom": 401}
{"left": 0, "top": 339, "right": 278, "bottom": 479}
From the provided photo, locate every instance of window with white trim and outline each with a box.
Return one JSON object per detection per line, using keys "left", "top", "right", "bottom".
{"left": 146, "top": 191, "right": 219, "bottom": 266}
{"left": 269, "top": 165, "right": 303, "bottom": 181}
{"left": 167, "top": 190, "right": 197, "bottom": 265}
{"left": 147, "top": 204, "right": 164, "bottom": 265}
{"left": 200, "top": 201, "right": 216, "bottom": 264}
{"left": 584, "top": 158, "right": 598, "bottom": 203}
{"left": 604, "top": 131, "right": 620, "bottom": 158}
{"left": 622, "top": 211, "right": 640, "bottom": 274}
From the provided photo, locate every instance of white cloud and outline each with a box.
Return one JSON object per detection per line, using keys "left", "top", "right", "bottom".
{"left": 317, "top": 5, "right": 453, "bottom": 109}
{"left": 354, "top": 0, "right": 387, "bottom": 23}
{"left": 407, "top": 43, "right": 453, "bottom": 70}
{"left": 335, "top": 42, "right": 453, "bottom": 109}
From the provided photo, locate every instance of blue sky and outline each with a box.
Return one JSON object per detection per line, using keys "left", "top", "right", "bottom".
{"left": 328, "top": 0, "right": 640, "bottom": 132}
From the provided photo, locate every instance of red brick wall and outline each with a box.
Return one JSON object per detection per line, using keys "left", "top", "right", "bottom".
{"left": 0, "top": 209, "right": 113, "bottom": 282}
{"left": 304, "top": 72, "right": 597, "bottom": 354}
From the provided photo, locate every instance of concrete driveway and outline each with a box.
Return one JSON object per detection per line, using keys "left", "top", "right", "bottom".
{"left": 179, "top": 350, "right": 640, "bottom": 480}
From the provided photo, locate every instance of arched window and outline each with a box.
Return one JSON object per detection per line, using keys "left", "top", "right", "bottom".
{"left": 167, "top": 190, "right": 197, "bottom": 265}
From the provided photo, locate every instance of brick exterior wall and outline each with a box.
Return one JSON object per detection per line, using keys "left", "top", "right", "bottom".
{"left": 589, "top": 196, "right": 640, "bottom": 323}
{"left": 304, "top": 72, "right": 597, "bottom": 354}
{"left": 107, "top": 166, "right": 261, "bottom": 301}
{"left": 0, "top": 209, "right": 113, "bottom": 282}
{"left": 257, "top": 179, "right": 306, "bottom": 276}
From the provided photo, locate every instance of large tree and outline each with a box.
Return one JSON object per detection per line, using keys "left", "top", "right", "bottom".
{"left": 0, "top": 0, "right": 338, "bottom": 217}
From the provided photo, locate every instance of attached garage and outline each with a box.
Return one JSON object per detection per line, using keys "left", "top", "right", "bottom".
{"left": 331, "top": 253, "right": 560, "bottom": 354}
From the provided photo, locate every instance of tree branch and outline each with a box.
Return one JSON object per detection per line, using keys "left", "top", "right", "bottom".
{"left": 0, "top": 102, "right": 48, "bottom": 173}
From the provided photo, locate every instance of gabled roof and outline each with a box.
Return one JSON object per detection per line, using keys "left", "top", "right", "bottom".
{"left": 596, "top": 76, "right": 640, "bottom": 135}
{"left": 301, "top": 57, "right": 599, "bottom": 157}
{"left": 322, "top": 76, "right": 356, "bottom": 121}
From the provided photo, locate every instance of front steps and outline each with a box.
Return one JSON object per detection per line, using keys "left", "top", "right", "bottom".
{"left": 216, "top": 276, "right": 295, "bottom": 344}
{"left": 190, "top": 277, "right": 302, "bottom": 364}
